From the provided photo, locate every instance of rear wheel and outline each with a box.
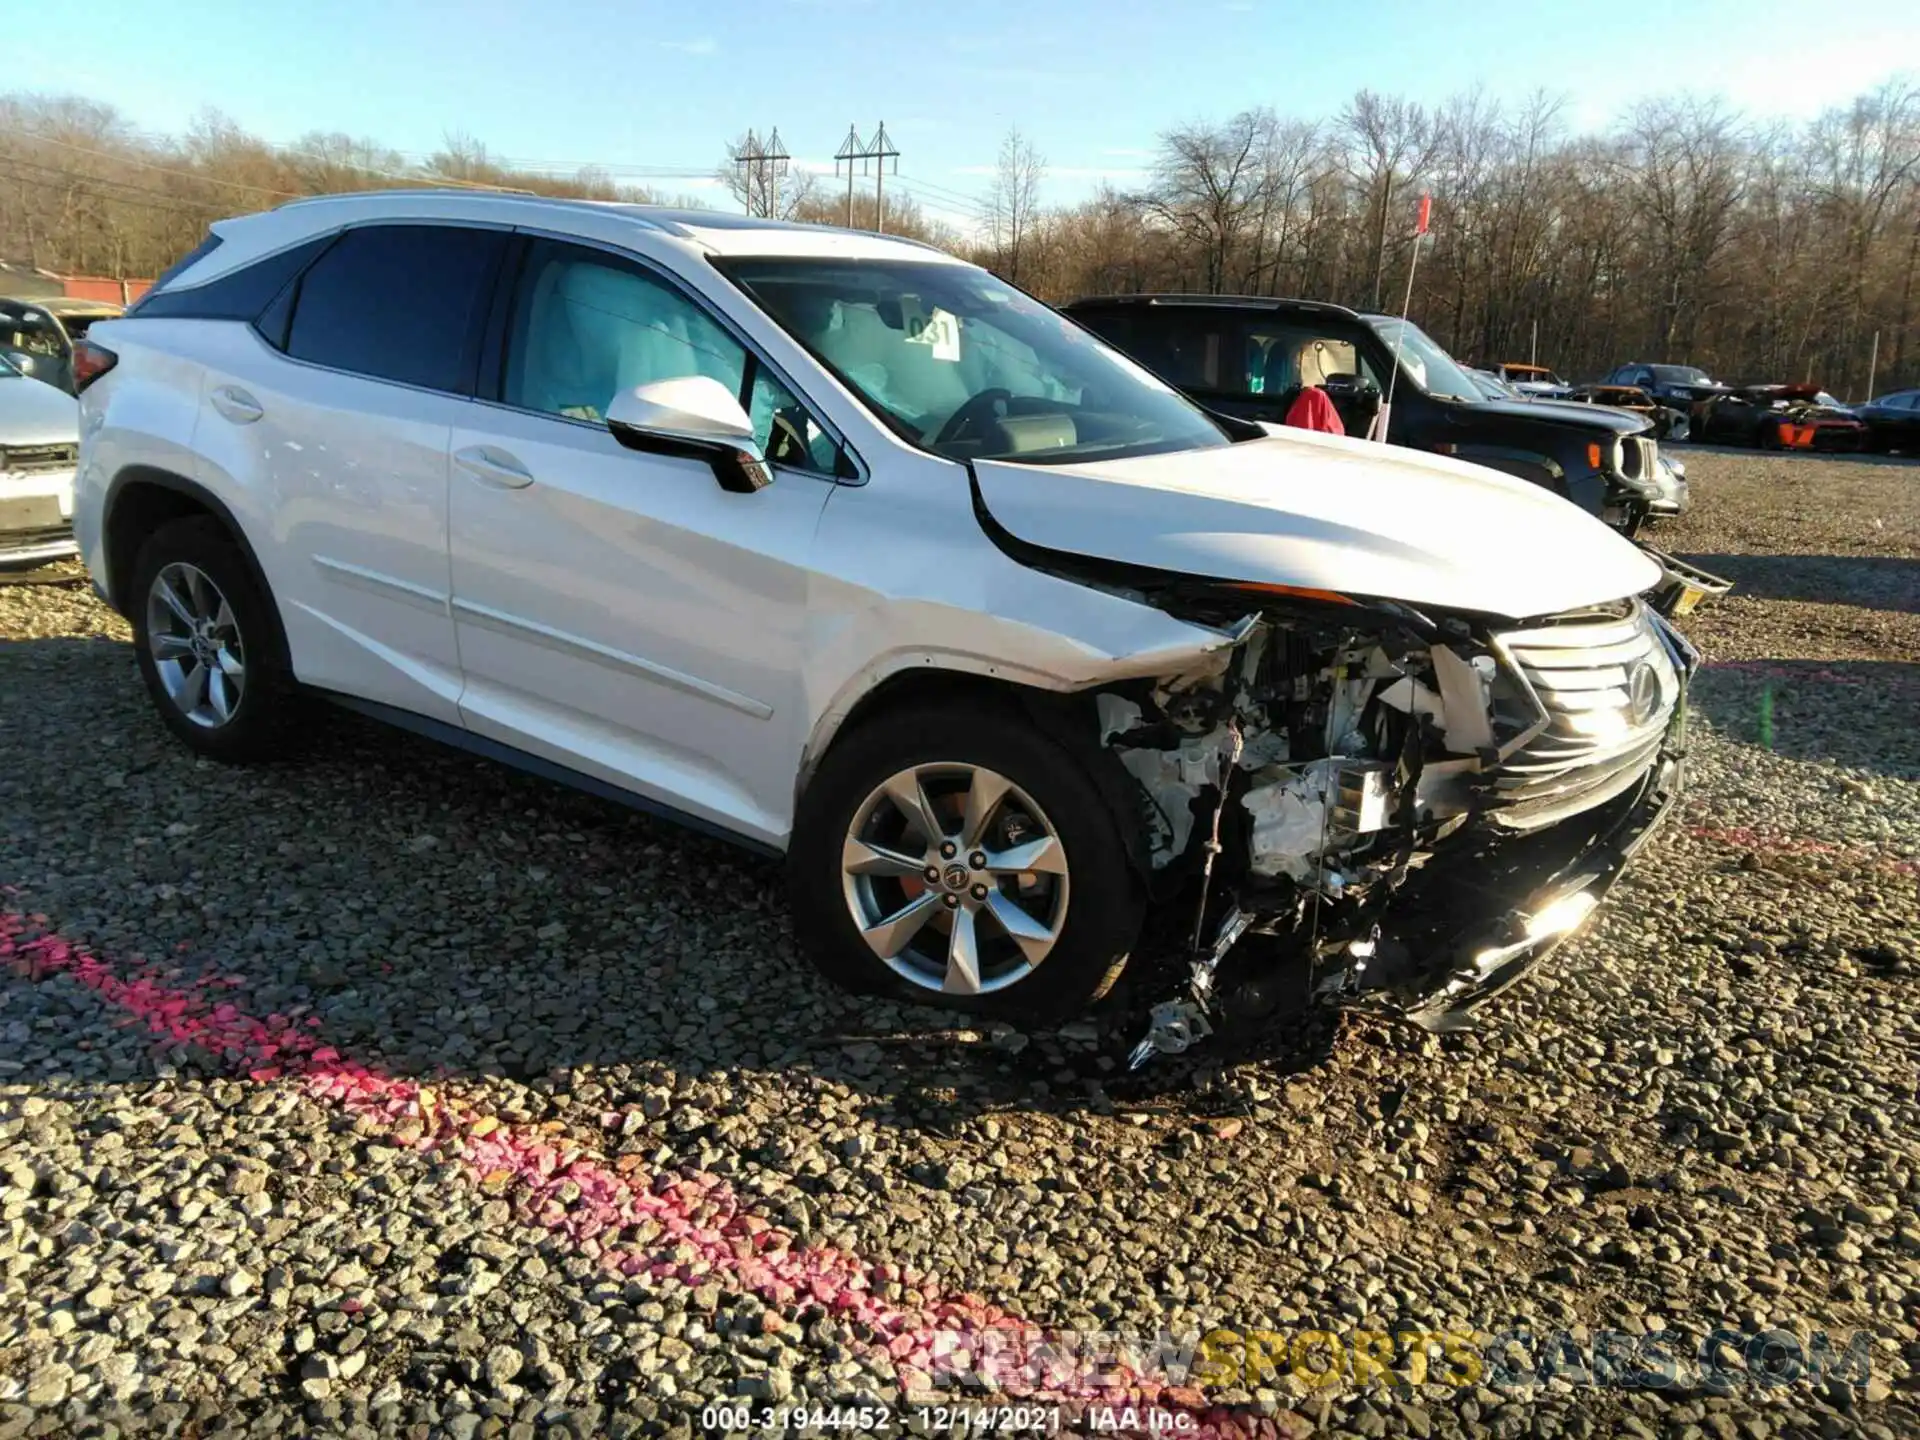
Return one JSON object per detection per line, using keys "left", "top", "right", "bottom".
{"left": 788, "top": 706, "right": 1142, "bottom": 1021}
{"left": 129, "top": 516, "right": 301, "bottom": 761}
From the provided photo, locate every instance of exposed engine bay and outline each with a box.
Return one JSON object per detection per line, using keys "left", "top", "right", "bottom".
{"left": 1093, "top": 592, "right": 1699, "bottom": 1067}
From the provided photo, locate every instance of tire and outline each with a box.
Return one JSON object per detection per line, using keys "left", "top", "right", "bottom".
{"left": 129, "top": 515, "right": 302, "bottom": 762}
{"left": 787, "top": 704, "right": 1143, "bottom": 1022}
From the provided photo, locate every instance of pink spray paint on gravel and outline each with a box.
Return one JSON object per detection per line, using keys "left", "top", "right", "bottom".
{"left": 1, "top": 906, "right": 1272, "bottom": 1434}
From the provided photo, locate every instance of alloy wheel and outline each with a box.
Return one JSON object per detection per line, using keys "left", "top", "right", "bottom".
{"left": 840, "top": 762, "right": 1070, "bottom": 997}
{"left": 146, "top": 561, "right": 246, "bottom": 729}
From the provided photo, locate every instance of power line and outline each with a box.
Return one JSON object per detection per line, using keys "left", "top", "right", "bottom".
{"left": 11, "top": 130, "right": 301, "bottom": 199}
{"left": 0, "top": 158, "right": 216, "bottom": 219}
{"left": 895, "top": 171, "right": 987, "bottom": 208}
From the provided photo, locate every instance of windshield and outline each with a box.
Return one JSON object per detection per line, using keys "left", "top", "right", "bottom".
{"left": 1649, "top": 364, "right": 1712, "bottom": 385}
{"left": 1363, "top": 316, "right": 1483, "bottom": 402}
{"left": 715, "top": 257, "right": 1231, "bottom": 464}
{"left": 0, "top": 354, "right": 18, "bottom": 378}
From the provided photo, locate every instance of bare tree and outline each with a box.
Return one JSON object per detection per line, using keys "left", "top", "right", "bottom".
{"left": 1338, "top": 90, "right": 1438, "bottom": 309}
{"left": 1147, "top": 109, "right": 1273, "bottom": 292}
{"left": 984, "top": 127, "right": 1046, "bottom": 284}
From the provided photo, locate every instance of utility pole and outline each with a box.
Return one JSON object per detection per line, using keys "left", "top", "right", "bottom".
{"left": 732, "top": 127, "right": 790, "bottom": 218}
{"left": 834, "top": 126, "right": 864, "bottom": 229}
{"left": 832, "top": 122, "right": 899, "bottom": 233}
{"left": 871, "top": 122, "right": 898, "bottom": 234}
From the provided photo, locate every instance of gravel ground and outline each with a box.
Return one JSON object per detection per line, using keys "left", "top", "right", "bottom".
{"left": 3, "top": 450, "right": 1918, "bottom": 1439}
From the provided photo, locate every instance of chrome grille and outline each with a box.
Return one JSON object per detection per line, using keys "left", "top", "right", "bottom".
{"left": 1, "top": 442, "right": 78, "bottom": 474}
{"left": 1488, "top": 602, "right": 1680, "bottom": 830}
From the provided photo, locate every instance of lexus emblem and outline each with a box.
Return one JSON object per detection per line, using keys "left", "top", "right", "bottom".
{"left": 1626, "top": 662, "right": 1661, "bottom": 725}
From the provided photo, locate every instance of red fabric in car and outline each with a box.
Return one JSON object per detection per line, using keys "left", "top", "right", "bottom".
{"left": 1284, "top": 385, "right": 1345, "bottom": 435}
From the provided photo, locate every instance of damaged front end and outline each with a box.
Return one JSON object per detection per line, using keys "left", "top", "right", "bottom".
{"left": 1100, "top": 586, "right": 1699, "bottom": 1067}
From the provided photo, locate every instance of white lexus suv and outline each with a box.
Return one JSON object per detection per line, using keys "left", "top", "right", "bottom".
{"left": 73, "top": 192, "right": 1699, "bottom": 1046}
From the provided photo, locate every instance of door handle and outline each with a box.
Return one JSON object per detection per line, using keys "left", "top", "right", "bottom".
{"left": 453, "top": 446, "right": 534, "bottom": 490}
{"left": 209, "top": 385, "right": 263, "bottom": 424}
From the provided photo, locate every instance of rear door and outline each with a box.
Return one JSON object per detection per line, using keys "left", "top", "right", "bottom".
{"left": 444, "top": 235, "right": 846, "bottom": 846}
{"left": 199, "top": 222, "right": 507, "bottom": 724}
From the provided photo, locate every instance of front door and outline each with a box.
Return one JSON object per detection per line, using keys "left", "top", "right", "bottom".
{"left": 446, "top": 237, "right": 846, "bottom": 847}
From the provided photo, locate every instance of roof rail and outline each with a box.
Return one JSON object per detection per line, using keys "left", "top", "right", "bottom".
{"left": 269, "top": 189, "right": 690, "bottom": 236}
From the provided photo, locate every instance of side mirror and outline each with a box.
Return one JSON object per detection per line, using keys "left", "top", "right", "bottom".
{"left": 605, "top": 376, "right": 771, "bottom": 494}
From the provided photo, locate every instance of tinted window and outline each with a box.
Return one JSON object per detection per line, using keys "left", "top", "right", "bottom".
{"left": 1074, "top": 309, "right": 1231, "bottom": 392}
{"left": 129, "top": 232, "right": 223, "bottom": 310}
{"left": 130, "top": 235, "right": 332, "bottom": 323}
{"left": 285, "top": 224, "right": 506, "bottom": 392}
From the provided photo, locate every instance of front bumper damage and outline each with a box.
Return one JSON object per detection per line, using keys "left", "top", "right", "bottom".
{"left": 1116, "top": 587, "right": 1705, "bottom": 1069}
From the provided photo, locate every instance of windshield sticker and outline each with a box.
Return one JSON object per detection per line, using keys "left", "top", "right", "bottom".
{"left": 906, "top": 307, "right": 962, "bottom": 362}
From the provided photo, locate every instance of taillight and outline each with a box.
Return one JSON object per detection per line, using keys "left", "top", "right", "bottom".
{"left": 72, "top": 340, "right": 118, "bottom": 393}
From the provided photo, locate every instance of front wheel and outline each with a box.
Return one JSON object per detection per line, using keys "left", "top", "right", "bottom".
{"left": 787, "top": 705, "right": 1143, "bottom": 1021}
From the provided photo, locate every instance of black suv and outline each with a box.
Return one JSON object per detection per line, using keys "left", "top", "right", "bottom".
{"left": 1065, "top": 295, "right": 1673, "bottom": 533}
{"left": 1601, "top": 362, "right": 1733, "bottom": 412}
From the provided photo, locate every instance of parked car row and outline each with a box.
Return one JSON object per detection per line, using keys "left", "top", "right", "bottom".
{"left": 66, "top": 192, "right": 1717, "bottom": 1064}
{"left": 1485, "top": 354, "right": 1918, "bottom": 455}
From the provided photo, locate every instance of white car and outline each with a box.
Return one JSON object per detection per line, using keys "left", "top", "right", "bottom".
{"left": 0, "top": 352, "right": 80, "bottom": 567}
{"left": 73, "top": 193, "right": 1699, "bottom": 1043}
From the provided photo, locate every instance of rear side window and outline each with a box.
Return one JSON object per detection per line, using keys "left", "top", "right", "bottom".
{"left": 1077, "top": 309, "right": 1230, "bottom": 392}
{"left": 128, "top": 233, "right": 223, "bottom": 311}
{"left": 284, "top": 224, "right": 507, "bottom": 393}
{"left": 129, "top": 235, "right": 331, "bottom": 322}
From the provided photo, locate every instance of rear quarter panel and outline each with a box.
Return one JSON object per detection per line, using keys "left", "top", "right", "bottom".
{"left": 75, "top": 318, "right": 211, "bottom": 596}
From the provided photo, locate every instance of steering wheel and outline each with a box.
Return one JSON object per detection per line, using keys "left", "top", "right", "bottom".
{"left": 932, "top": 388, "right": 1013, "bottom": 447}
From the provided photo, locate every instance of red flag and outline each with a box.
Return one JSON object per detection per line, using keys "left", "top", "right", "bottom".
{"left": 1414, "top": 192, "right": 1432, "bottom": 236}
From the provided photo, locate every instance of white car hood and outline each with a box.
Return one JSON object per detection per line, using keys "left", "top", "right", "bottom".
{"left": 973, "top": 428, "right": 1662, "bottom": 620}
{"left": 0, "top": 376, "right": 80, "bottom": 447}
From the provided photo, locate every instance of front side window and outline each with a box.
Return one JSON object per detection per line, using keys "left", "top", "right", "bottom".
{"left": 718, "top": 258, "right": 1230, "bottom": 465}
{"left": 505, "top": 241, "right": 746, "bottom": 422}
{"left": 500, "top": 240, "right": 838, "bottom": 475}
{"left": 285, "top": 224, "right": 506, "bottom": 392}
{"left": 1243, "top": 322, "right": 1379, "bottom": 397}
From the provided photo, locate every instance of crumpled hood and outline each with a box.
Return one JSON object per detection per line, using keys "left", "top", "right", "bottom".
{"left": 0, "top": 375, "right": 80, "bottom": 445}
{"left": 973, "top": 429, "right": 1663, "bottom": 620}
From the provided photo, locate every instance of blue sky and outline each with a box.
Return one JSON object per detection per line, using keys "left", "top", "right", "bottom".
{"left": 14, "top": 0, "right": 1920, "bottom": 229}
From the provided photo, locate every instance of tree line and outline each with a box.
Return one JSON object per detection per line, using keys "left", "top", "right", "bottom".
{"left": 7, "top": 82, "right": 1918, "bottom": 396}
{"left": 968, "top": 82, "right": 1920, "bottom": 396}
